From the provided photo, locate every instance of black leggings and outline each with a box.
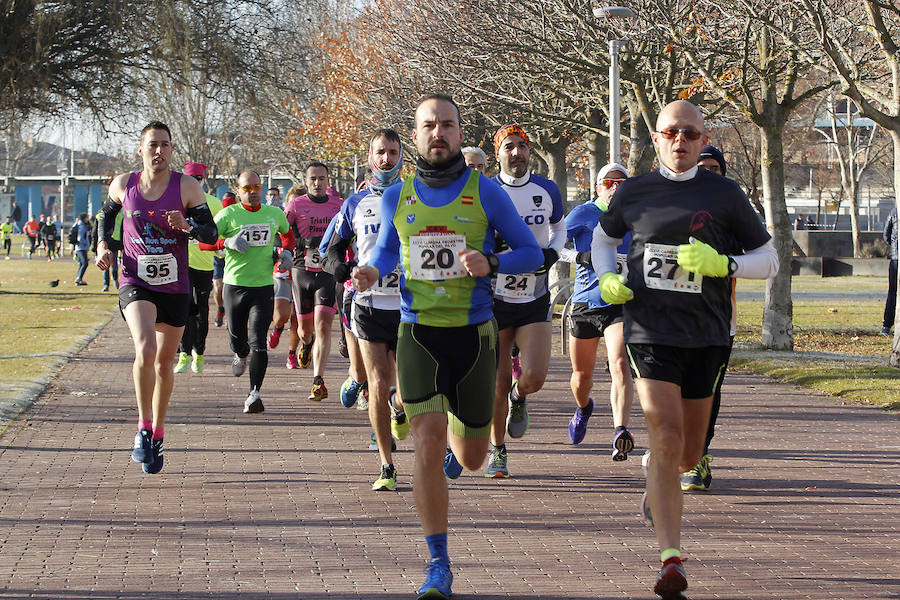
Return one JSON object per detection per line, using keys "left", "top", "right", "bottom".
{"left": 179, "top": 268, "right": 213, "bottom": 355}
{"left": 704, "top": 336, "right": 734, "bottom": 454}
{"left": 224, "top": 284, "right": 274, "bottom": 391}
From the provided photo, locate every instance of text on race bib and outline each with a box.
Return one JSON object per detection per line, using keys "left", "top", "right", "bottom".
{"left": 643, "top": 243, "right": 702, "bottom": 294}
{"left": 239, "top": 223, "right": 271, "bottom": 247}
{"left": 137, "top": 253, "right": 178, "bottom": 286}
{"left": 408, "top": 233, "right": 466, "bottom": 280}
{"left": 373, "top": 266, "right": 403, "bottom": 296}
{"left": 304, "top": 247, "right": 323, "bottom": 270}
{"left": 494, "top": 272, "right": 537, "bottom": 299}
{"left": 616, "top": 253, "right": 629, "bottom": 277}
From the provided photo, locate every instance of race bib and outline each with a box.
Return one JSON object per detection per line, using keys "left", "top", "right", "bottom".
{"left": 373, "top": 266, "right": 403, "bottom": 296}
{"left": 494, "top": 272, "right": 537, "bottom": 299}
{"left": 239, "top": 223, "right": 271, "bottom": 247}
{"left": 137, "top": 253, "right": 178, "bottom": 286}
{"left": 304, "top": 247, "right": 323, "bottom": 270}
{"left": 408, "top": 233, "right": 466, "bottom": 280}
{"left": 643, "top": 243, "right": 702, "bottom": 293}
{"left": 616, "top": 252, "right": 628, "bottom": 277}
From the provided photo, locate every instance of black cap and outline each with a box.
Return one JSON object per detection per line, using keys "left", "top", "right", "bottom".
{"left": 698, "top": 145, "right": 726, "bottom": 177}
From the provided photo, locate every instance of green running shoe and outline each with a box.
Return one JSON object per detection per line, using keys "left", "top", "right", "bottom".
{"left": 484, "top": 444, "right": 509, "bottom": 478}
{"left": 372, "top": 463, "right": 397, "bottom": 491}
{"left": 173, "top": 352, "right": 190, "bottom": 373}
{"left": 190, "top": 352, "right": 204, "bottom": 373}
{"left": 680, "top": 453, "right": 712, "bottom": 491}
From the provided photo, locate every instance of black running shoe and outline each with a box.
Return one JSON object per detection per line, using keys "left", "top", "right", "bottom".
{"left": 132, "top": 429, "right": 153, "bottom": 463}
{"left": 142, "top": 438, "right": 164, "bottom": 474}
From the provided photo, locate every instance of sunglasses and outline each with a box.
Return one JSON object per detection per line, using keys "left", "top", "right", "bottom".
{"left": 191, "top": 175, "right": 204, "bottom": 182}
{"left": 600, "top": 178, "right": 626, "bottom": 189}
{"left": 657, "top": 128, "right": 703, "bottom": 141}
{"left": 238, "top": 184, "right": 263, "bottom": 192}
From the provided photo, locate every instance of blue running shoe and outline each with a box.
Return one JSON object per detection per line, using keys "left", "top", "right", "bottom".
{"left": 568, "top": 398, "right": 593, "bottom": 444}
{"left": 443, "top": 447, "right": 462, "bottom": 479}
{"left": 132, "top": 429, "right": 152, "bottom": 463}
{"left": 142, "top": 438, "right": 164, "bottom": 474}
{"left": 340, "top": 377, "right": 362, "bottom": 408}
{"left": 417, "top": 561, "right": 452, "bottom": 599}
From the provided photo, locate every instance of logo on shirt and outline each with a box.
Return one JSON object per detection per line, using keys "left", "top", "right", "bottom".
{"left": 461, "top": 195, "right": 474, "bottom": 205}
{"left": 365, "top": 208, "right": 374, "bottom": 216}
{"left": 532, "top": 195, "right": 543, "bottom": 207}
{"left": 690, "top": 210, "right": 713, "bottom": 232}
{"left": 407, "top": 214, "right": 416, "bottom": 224}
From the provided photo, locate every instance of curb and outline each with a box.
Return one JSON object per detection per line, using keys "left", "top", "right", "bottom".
{"left": 0, "top": 314, "right": 114, "bottom": 437}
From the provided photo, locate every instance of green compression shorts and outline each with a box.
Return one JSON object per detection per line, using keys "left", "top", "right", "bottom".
{"left": 397, "top": 319, "right": 498, "bottom": 439}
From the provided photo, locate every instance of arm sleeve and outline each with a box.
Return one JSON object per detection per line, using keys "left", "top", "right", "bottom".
{"left": 548, "top": 218, "right": 566, "bottom": 252}
{"left": 317, "top": 213, "right": 341, "bottom": 256}
{"left": 186, "top": 203, "right": 219, "bottom": 244}
{"left": 97, "top": 197, "right": 122, "bottom": 244}
{"left": 280, "top": 230, "right": 295, "bottom": 252}
{"left": 322, "top": 232, "right": 354, "bottom": 281}
{"left": 590, "top": 223, "right": 622, "bottom": 276}
{"left": 732, "top": 240, "right": 779, "bottom": 279}
{"left": 481, "top": 181, "right": 542, "bottom": 273}
{"left": 198, "top": 240, "right": 225, "bottom": 252}
{"left": 369, "top": 188, "right": 402, "bottom": 278}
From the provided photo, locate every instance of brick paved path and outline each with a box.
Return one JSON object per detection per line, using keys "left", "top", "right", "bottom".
{"left": 1, "top": 316, "right": 898, "bottom": 599}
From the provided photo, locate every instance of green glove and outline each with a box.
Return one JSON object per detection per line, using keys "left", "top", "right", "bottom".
{"left": 677, "top": 237, "right": 729, "bottom": 277}
{"left": 598, "top": 272, "right": 633, "bottom": 304}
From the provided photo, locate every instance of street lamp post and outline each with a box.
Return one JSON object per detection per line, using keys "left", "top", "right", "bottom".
{"left": 593, "top": 6, "right": 636, "bottom": 165}
{"left": 263, "top": 158, "right": 277, "bottom": 191}
{"left": 57, "top": 166, "right": 68, "bottom": 225}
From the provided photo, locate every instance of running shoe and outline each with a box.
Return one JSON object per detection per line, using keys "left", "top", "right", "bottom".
{"left": 243, "top": 389, "right": 264, "bottom": 414}
{"left": 681, "top": 454, "right": 712, "bottom": 491}
{"left": 641, "top": 450, "right": 651, "bottom": 477}
{"left": 299, "top": 336, "right": 314, "bottom": 368}
{"left": 267, "top": 327, "right": 282, "bottom": 349}
{"left": 232, "top": 353, "right": 248, "bottom": 377}
{"left": 568, "top": 398, "right": 593, "bottom": 444}
{"left": 214, "top": 307, "right": 224, "bottom": 327}
{"left": 484, "top": 444, "right": 509, "bottom": 478}
{"left": 142, "top": 438, "right": 164, "bottom": 474}
{"left": 190, "top": 352, "right": 204, "bottom": 373}
{"left": 132, "top": 429, "right": 153, "bottom": 463}
{"left": 173, "top": 352, "right": 190, "bottom": 373}
{"left": 444, "top": 447, "right": 463, "bottom": 479}
{"left": 612, "top": 428, "right": 635, "bottom": 461}
{"left": 640, "top": 491, "right": 654, "bottom": 527}
{"left": 340, "top": 377, "right": 362, "bottom": 408}
{"left": 338, "top": 336, "right": 349, "bottom": 358}
{"left": 880, "top": 326, "right": 891, "bottom": 336}
{"left": 102, "top": 285, "right": 109, "bottom": 292}
{"left": 372, "top": 463, "right": 397, "bottom": 491}
{"left": 390, "top": 391, "right": 410, "bottom": 440}
{"left": 308, "top": 375, "right": 328, "bottom": 401}
{"left": 285, "top": 352, "right": 299, "bottom": 369}
{"left": 654, "top": 556, "right": 688, "bottom": 599}
{"left": 356, "top": 382, "right": 369, "bottom": 410}
{"left": 511, "top": 354, "right": 522, "bottom": 381}
{"left": 506, "top": 385, "right": 529, "bottom": 438}
{"left": 417, "top": 561, "right": 453, "bottom": 600}
{"left": 368, "top": 432, "right": 397, "bottom": 452}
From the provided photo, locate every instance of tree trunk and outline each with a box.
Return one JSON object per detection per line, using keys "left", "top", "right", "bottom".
{"left": 889, "top": 130, "right": 900, "bottom": 367}
{"left": 759, "top": 125, "right": 794, "bottom": 350}
{"left": 533, "top": 135, "right": 572, "bottom": 303}
{"left": 625, "top": 96, "right": 654, "bottom": 175}
{"left": 584, "top": 109, "right": 607, "bottom": 187}
{"left": 849, "top": 180, "right": 861, "bottom": 256}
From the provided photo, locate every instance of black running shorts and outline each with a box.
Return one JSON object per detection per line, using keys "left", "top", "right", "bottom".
{"left": 625, "top": 343, "right": 729, "bottom": 399}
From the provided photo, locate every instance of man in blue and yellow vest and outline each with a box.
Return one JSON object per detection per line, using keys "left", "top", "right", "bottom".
{"left": 352, "top": 94, "right": 541, "bottom": 600}
{"left": 174, "top": 162, "right": 224, "bottom": 373}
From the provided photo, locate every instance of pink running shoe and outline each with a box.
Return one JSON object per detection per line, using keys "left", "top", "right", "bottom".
{"left": 511, "top": 355, "right": 522, "bottom": 381}
{"left": 268, "top": 327, "right": 282, "bottom": 349}
{"left": 286, "top": 352, "right": 299, "bottom": 369}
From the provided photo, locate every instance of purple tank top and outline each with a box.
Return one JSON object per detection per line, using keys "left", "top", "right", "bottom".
{"left": 120, "top": 171, "right": 190, "bottom": 294}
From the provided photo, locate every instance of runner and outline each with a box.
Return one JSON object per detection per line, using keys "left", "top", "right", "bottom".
{"left": 1, "top": 217, "right": 13, "bottom": 259}
{"left": 276, "top": 186, "right": 305, "bottom": 369}
{"left": 213, "top": 191, "right": 237, "bottom": 328}
{"left": 284, "top": 162, "right": 343, "bottom": 401}
{"left": 72, "top": 213, "right": 92, "bottom": 285}
{"left": 40, "top": 216, "right": 58, "bottom": 261}
{"left": 173, "top": 162, "right": 224, "bottom": 374}
{"left": 462, "top": 146, "right": 487, "bottom": 172}
{"left": 322, "top": 128, "right": 409, "bottom": 491}
{"left": 590, "top": 100, "right": 778, "bottom": 599}
{"left": 202, "top": 170, "right": 292, "bottom": 414}
{"left": 23, "top": 215, "right": 40, "bottom": 259}
{"left": 483, "top": 123, "right": 565, "bottom": 478}
{"left": 265, "top": 187, "right": 283, "bottom": 209}
{"left": 561, "top": 163, "right": 636, "bottom": 458}
{"left": 351, "top": 94, "right": 541, "bottom": 600}
{"left": 95, "top": 120, "right": 218, "bottom": 475}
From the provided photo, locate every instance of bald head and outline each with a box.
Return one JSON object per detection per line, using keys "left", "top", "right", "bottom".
{"left": 652, "top": 100, "right": 709, "bottom": 173}
{"left": 236, "top": 170, "right": 262, "bottom": 207}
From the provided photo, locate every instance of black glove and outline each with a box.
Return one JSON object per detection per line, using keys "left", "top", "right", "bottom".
{"left": 575, "top": 251, "right": 592, "bottom": 266}
{"left": 536, "top": 248, "right": 559, "bottom": 274}
{"left": 333, "top": 261, "right": 357, "bottom": 283}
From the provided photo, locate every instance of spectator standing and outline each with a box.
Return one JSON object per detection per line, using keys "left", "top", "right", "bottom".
{"left": 881, "top": 207, "right": 898, "bottom": 336}
{"left": 73, "top": 213, "right": 92, "bottom": 286}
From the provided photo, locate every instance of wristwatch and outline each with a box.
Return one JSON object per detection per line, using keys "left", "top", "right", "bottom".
{"left": 486, "top": 253, "right": 500, "bottom": 276}
{"left": 727, "top": 256, "right": 737, "bottom": 276}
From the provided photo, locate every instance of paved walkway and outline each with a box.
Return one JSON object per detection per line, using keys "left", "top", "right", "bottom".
{"left": 1, "top": 316, "right": 898, "bottom": 599}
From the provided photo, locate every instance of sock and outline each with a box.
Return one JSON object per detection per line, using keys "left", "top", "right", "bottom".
{"left": 425, "top": 533, "right": 449, "bottom": 566}
{"left": 510, "top": 382, "right": 524, "bottom": 403}
{"left": 275, "top": 325, "right": 284, "bottom": 333}
{"left": 616, "top": 425, "right": 626, "bottom": 432}
{"left": 139, "top": 419, "right": 152, "bottom": 431}
{"left": 661, "top": 548, "right": 681, "bottom": 562}
{"left": 152, "top": 426, "right": 164, "bottom": 440}
{"left": 579, "top": 403, "right": 594, "bottom": 417}
{"left": 491, "top": 443, "right": 506, "bottom": 452}
{"left": 249, "top": 349, "right": 268, "bottom": 391}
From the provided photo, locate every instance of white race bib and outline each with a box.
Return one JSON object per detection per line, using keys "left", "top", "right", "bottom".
{"left": 239, "top": 223, "right": 271, "bottom": 247}
{"left": 643, "top": 243, "right": 702, "bottom": 293}
{"left": 373, "top": 266, "right": 403, "bottom": 296}
{"left": 408, "top": 233, "right": 466, "bottom": 280}
{"left": 304, "top": 247, "right": 323, "bottom": 270}
{"left": 494, "top": 272, "right": 537, "bottom": 299}
{"left": 137, "top": 253, "right": 178, "bottom": 286}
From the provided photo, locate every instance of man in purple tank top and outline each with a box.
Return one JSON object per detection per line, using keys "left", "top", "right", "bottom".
{"left": 95, "top": 121, "right": 219, "bottom": 475}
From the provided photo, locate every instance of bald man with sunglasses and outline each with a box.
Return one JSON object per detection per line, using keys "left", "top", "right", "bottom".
{"left": 590, "top": 100, "right": 778, "bottom": 599}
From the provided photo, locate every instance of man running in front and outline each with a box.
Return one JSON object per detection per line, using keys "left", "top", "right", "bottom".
{"left": 96, "top": 121, "right": 218, "bottom": 474}
{"left": 352, "top": 94, "right": 541, "bottom": 600}
{"left": 591, "top": 100, "right": 778, "bottom": 598}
